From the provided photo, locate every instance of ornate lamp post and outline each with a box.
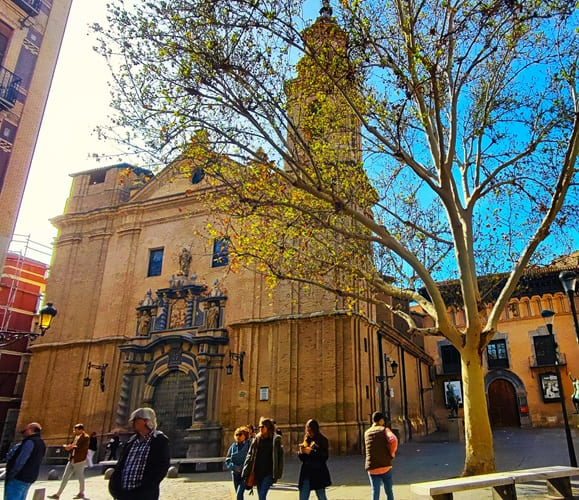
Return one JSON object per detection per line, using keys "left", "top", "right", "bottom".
{"left": 0, "top": 302, "right": 57, "bottom": 347}
{"left": 541, "top": 309, "right": 577, "bottom": 467}
{"left": 559, "top": 271, "right": 579, "bottom": 346}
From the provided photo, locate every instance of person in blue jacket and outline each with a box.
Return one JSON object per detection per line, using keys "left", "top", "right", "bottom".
{"left": 4, "top": 422, "right": 46, "bottom": 500}
{"left": 226, "top": 426, "right": 251, "bottom": 499}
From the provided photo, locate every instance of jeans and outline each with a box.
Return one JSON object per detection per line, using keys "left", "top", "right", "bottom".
{"left": 232, "top": 471, "right": 245, "bottom": 500}
{"left": 299, "top": 478, "right": 328, "bottom": 500}
{"left": 56, "top": 459, "right": 86, "bottom": 495}
{"left": 4, "top": 478, "right": 32, "bottom": 500}
{"left": 368, "top": 469, "right": 394, "bottom": 500}
{"left": 256, "top": 474, "right": 274, "bottom": 500}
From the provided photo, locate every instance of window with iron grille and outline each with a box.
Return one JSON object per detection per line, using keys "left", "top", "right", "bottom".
{"left": 487, "top": 339, "right": 509, "bottom": 369}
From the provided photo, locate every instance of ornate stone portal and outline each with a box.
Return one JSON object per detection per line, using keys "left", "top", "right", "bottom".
{"left": 118, "top": 270, "right": 228, "bottom": 457}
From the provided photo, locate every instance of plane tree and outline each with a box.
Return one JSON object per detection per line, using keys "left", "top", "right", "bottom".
{"left": 94, "top": 0, "right": 579, "bottom": 474}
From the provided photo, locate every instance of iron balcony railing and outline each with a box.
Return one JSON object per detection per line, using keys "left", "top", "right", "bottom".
{"left": 0, "top": 66, "right": 21, "bottom": 110}
{"left": 11, "top": 0, "right": 42, "bottom": 16}
{"left": 529, "top": 351, "right": 567, "bottom": 368}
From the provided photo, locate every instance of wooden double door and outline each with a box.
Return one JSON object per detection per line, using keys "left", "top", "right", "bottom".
{"left": 488, "top": 379, "right": 520, "bottom": 428}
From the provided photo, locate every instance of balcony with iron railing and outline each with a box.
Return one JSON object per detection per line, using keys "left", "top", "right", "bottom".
{"left": 0, "top": 67, "right": 21, "bottom": 110}
{"left": 529, "top": 351, "right": 567, "bottom": 369}
{"left": 10, "top": 0, "right": 42, "bottom": 16}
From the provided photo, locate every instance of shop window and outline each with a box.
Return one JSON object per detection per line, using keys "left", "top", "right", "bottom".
{"left": 211, "top": 238, "right": 229, "bottom": 267}
{"left": 147, "top": 248, "right": 164, "bottom": 276}
{"left": 487, "top": 339, "right": 509, "bottom": 369}
{"left": 440, "top": 344, "right": 461, "bottom": 374}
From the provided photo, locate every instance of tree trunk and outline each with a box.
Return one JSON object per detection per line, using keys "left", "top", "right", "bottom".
{"left": 461, "top": 345, "right": 496, "bottom": 475}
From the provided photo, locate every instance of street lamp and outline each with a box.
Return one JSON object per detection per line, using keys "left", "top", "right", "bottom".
{"left": 376, "top": 355, "right": 398, "bottom": 425}
{"left": 225, "top": 351, "right": 245, "bottom": 382}
{"left": 541, "top": 309, "right": 577, "bottom": 467}
{"left": 559, "top": 271, "right": 579, "bottom": 346}
{"left": 0, "top": 302, "right": 57, "bottom": 347}
{"left": 83, "top": 361, "right": 109, "bottom": 392}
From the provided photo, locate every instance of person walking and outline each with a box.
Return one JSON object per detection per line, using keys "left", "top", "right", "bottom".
{"left": 108, "top": 407, "right": 170, "bottom": 500}
{"left": 225, "top": 426, "right": 251, "bottom": 499}
{"left": 86, "top": 431, "right": 98, "bottom": 467}
{"left": 297, "top": 419, "right": 331, "bottom": 500}
{"left": 48, "top": 423, "right": 90, "bottom": 499}
{"left": 242, "top": 417, "right": 283, "bottom": 500}
{"left": 364, "top": 411, "right": 398, "bottom": 500}
{"left": 106, "top": 433, "right": 121, "bottom": 460}
{"left": 4, "top": 422, "right": 46, "bottom": 500}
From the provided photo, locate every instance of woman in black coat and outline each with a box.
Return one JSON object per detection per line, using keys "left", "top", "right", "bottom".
{"left": 297, "top": 419, "right": 331, "bottom": 500}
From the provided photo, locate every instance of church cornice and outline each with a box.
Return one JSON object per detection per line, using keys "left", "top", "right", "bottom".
{"left": 228, "top": 308, "right": 377, "bottom": 327}
{"left": 30, "top": 335, "right": 128, "bottom": 351}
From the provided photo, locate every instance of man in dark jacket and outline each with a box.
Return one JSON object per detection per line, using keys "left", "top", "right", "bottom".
{"left": 109, "top": 407, "right": 170, "bottom": 500}
{"left": 4, "top": 422, "right": 46, "bottom": 500}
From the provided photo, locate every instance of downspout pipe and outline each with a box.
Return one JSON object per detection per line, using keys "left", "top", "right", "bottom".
{"left": 400, "top": 346, "right": 412, "bottom": 441}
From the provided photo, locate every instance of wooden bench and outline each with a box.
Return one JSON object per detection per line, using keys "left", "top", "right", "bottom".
{"left": 410, "top": 465, "right": 579, "bottom": 499}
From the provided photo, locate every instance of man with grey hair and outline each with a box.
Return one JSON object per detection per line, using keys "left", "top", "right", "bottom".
{"left": 109, "top": 408, "right": 170, "bottom": 500}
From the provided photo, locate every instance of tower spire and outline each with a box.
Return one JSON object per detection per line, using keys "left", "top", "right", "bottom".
{"left": 319, "top": 0, "right": 332, "bottom": 20}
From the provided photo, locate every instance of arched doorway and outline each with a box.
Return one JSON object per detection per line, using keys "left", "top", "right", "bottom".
{"left": 153, "top": 370, "right": 196, "bottom": 457}
{"left": 488, "top": 379, "right": 520, "bottom": 428}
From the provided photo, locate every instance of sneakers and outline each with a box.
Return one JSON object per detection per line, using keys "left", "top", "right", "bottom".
{"left": 73, "top": 495, "right": 85, "bottom": 499}
{"left": 47, "top": 495, "right": 60, "bottom": 499}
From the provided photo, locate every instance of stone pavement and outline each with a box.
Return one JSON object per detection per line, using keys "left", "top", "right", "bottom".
{"left": 4, "top": 428, "right": 579, "bottom": 499}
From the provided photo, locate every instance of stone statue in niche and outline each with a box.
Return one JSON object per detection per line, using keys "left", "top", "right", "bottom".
{"left": 169, "top": 299, "right": 187, "bottom": 329}
{"left": 179, "top": 247, "right": 192, "bottom": 277}
{"left": 210, "top": 279, "right": 225, "bottom": 297}
{"left": 206, "top": 302, "right": 220, "bottom": 329}
{"left": 137, "top": 310, "right": 152, "bottom": 336}
{"left": 140, "top": 289, "right": 155, "bottom": 307}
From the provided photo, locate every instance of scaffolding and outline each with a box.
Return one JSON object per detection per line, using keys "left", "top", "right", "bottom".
{"left": 1, "top": 234, "right": 52, "bottom": 332}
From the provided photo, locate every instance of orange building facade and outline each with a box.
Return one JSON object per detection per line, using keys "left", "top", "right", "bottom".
{"left": 420, "top": 255, "right": 579, "bottom": 431}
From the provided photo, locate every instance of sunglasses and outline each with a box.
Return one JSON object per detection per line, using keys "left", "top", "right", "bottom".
{"left": 235, "top": 433, "right": 243, "bottom": 436}
{"left": 259, "top": 425, "right": 266, "bottom": 429}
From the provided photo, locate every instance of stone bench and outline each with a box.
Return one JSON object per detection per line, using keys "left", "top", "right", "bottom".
{"left": 100, "top": 457, "right": 225, "bottom": 474}
{"left": 410, "top": 465, "right": 579, "bottom": 499}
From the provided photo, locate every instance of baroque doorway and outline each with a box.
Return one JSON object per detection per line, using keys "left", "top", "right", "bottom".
{"left": 153, "top": 371, "right": 195, "bottom": 457}
{"left": 488, "top": 379, "right": 520, "bottom": 428}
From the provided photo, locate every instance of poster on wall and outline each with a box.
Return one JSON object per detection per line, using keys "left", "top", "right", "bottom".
{"left": 540, "top": 372, "right": 561, "bottom": 403}
{"left": 443, "top": 380, "right": 463, "bottom": 407}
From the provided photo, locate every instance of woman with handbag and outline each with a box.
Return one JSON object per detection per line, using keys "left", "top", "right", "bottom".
{"left": 225, "top": 427, "right": 250, "bottom": 500}
{"left": 298, "top": 419, "right": 331, "bottom": 500}
{"left": 242, "top": 417, "right": 283, "bottom": 499}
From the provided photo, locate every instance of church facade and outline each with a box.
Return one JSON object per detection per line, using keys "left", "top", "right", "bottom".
{"left": 18, "top": 10, "right": 435, "bottom": 458}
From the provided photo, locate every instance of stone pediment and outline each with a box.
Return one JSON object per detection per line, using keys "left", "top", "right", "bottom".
{"left": 129, "top": 158, "right": 209, "bottom": 203}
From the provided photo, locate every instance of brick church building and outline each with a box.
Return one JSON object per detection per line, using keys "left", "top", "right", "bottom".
{"left": 17, "top": 6, "right": 434, "bottom": 458}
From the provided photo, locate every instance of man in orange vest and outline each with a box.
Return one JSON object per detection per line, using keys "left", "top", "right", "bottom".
{"left": 364, "top": 411, "right": 398, "bottom": 500}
